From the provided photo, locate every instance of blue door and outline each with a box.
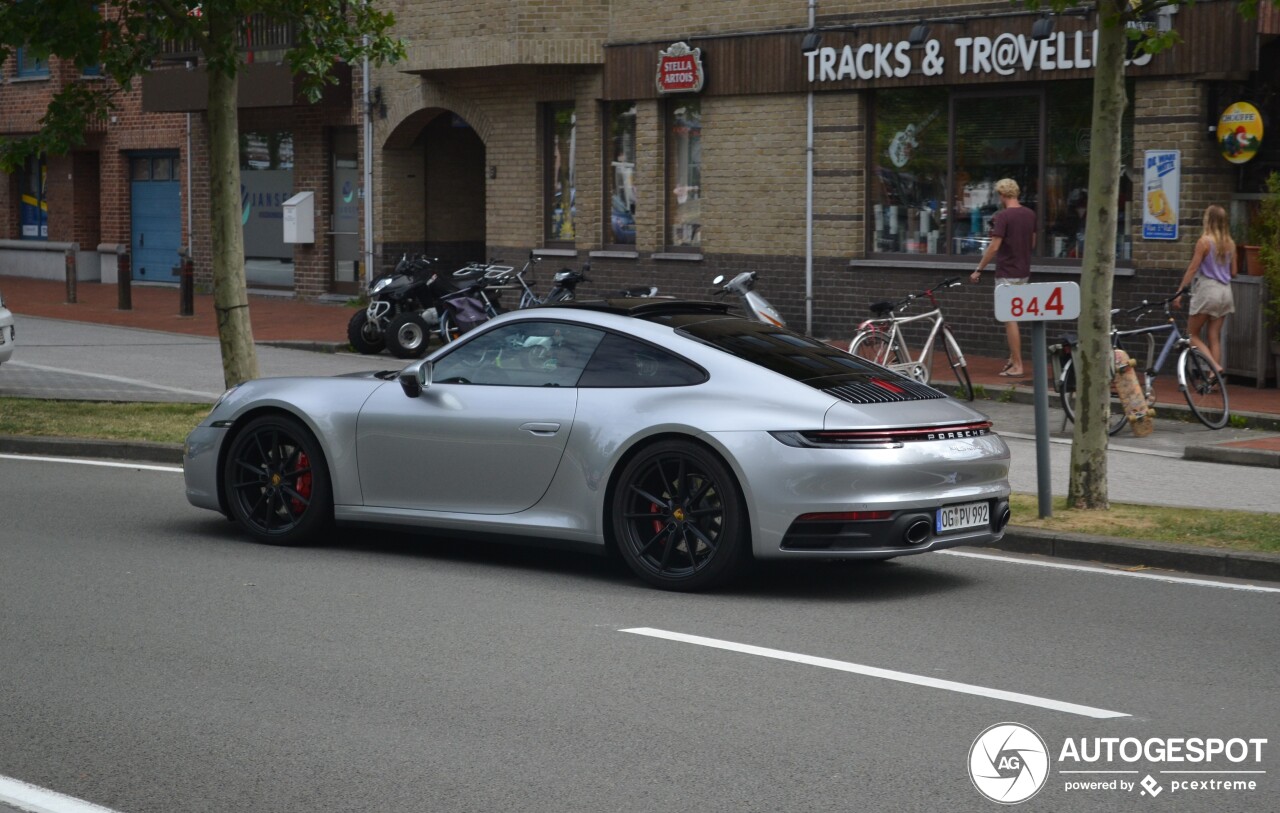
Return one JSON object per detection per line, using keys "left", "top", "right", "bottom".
{"left": 130, "top": 155, "right": 181, "bottom": 281}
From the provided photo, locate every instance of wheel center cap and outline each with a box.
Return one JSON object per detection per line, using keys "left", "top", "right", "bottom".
{"left": 672, "top": 507, "right": 687, "bottom": 522}
{"left": 270, "top": 473, "right": 283, "bottom": 487}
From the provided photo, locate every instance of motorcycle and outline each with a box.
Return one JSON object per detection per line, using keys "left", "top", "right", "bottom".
{"left": 347, "top": 254, "right": 438, "bottom": 355}
{"left": 542, "top": 262, "right": 591, "bottom": 304}
{"left": 712, "top": 271, "right": 785, "bottom": 327}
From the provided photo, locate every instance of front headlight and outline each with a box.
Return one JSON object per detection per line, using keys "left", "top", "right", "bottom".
{"left": 370, "top": 277, "right": 392, "bottom": 294}
{"left": 207, "top": 383, "right": 242, "bottom": 419}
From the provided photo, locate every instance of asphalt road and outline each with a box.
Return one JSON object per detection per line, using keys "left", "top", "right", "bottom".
{"left": 2, "top": 456, "right": 1277, "bottom": 813}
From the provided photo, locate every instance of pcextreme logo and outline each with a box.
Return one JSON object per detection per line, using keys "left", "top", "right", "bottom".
{"left": 969, "top": 723, "right": 1051, "bottom": 804}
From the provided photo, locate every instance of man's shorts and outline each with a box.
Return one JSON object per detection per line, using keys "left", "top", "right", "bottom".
{"left": 995, "top": 275, "right": 1029, "bottom": 304}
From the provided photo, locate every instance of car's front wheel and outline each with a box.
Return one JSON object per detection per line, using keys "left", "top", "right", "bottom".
{"left": 611, "top": 440, "right": 748, "bottom": 591}
{"left": 223, "top": 415, "right": 333, "bottom": 546}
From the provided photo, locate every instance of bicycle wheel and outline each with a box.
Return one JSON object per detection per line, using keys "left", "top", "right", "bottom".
{"left": 1179, "top": 347, "right": 1229, "bottom": 429}
{"left": 940, "top": 328, "right": 974, "bottom": 401}
{"left": 1060, "top": 357, "right": 1127, "bottom": 436}
{"left": 438, "top": 310, "right": 458, "bottom": 343}
{"left": 848, "top": 331, "right": 895, "bottom": 366}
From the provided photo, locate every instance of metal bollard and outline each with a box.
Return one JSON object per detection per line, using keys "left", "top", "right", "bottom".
{"left": 117, "top": 250, "right": 132, "bottom": 311}
{"left": 64, "top": 249, "right": 78, "bottom": 304}
{"left": 178, "top": 254, "right": 194, "bottom": 316}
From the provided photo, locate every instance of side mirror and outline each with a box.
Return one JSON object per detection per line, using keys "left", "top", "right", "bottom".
{"left": 399, "top": 360, "right": 432, "bottom": 398}
{"left": 712, "top": 274, "right": 726, "bottom": 285}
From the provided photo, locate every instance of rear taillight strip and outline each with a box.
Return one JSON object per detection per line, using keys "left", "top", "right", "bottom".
{"left": 771, "top": 421, "right": 993, "bottom": 448}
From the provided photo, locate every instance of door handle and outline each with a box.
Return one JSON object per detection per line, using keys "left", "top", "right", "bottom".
{"left": 520, "top": 422, "right": 561, "bottom": 436}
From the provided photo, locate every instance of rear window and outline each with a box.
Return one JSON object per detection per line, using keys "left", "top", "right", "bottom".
{"left": 673, "top": 317, "right": 945, "bottom": 402}
{"left": 675, "top": 318, "right": 894, "bottom": 382}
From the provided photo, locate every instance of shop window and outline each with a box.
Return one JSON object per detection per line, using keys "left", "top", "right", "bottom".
{"left": 19, "top": 154, "right": 48, "bottom": 240}
{"left": 870, "top": 88, "right": 948, "bottom": 254}
{"left": 15, "top": 47, "right": 49, "bottom": 78}
{"left": 667, "top": 97, "right": 702, "bottom": 249}
{"left": 952, "top": 94, "right": 1041, "bottom": 257}
{"left": 239, "top": 131, "right": 295, "bottom": 287}
{"left": 606, "top": 101, "right": 638, "bottom": 246}
{"left": 1045, "top": 87, "right": 1134, "bottom": 260}
{"left": 545, "top": 103, "right": 577, "bottom": 244}
{"left": 870, "top": 81, "right": 1132, "bottom": 260}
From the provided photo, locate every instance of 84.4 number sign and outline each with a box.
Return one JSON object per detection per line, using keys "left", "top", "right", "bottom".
{"left": 994, "top": 281, "right": 1081, "bottom": 322}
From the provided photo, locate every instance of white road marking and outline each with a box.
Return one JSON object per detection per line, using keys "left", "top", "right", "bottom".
{"left": 620, "top": 627, "right": 1129, "bottom": 719}
{"left": 0, "top": 453, "right": 182, "bottom": 473}
{"left": 5, "top": 360, "right": 221, "bottom": 400}
{"left": 0, "top": 775, "right": 126, "bottom": 813}
{"left": 942, "top": 550, "right": 1280, "bottom": 594}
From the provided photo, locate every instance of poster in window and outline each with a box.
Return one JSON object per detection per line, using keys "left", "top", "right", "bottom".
{"left": 1142, "top": 150, "right": 1179, "bottom": 241}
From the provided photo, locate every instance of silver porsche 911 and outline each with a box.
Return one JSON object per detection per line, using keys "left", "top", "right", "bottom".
{"left": 184, "top": 299, "right": 1010, "bottom": 591}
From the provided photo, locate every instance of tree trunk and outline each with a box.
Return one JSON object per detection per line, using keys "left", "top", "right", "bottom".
{"left": 1067, "top": 1, "right": 1126, "bottom": 509}
{"left": 207, "top": 51, "right": 260, "bottom": 388}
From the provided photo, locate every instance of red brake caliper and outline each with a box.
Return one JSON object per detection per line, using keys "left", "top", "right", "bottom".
{"left": 650, "top": 502, "right": 665, "bottom": 539}
{"left": 291, "top": 451, "right": 312, "bottom": 513}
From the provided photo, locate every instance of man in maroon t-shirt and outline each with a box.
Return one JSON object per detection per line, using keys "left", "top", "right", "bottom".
{"left": 969, "top": 178, "right": 1037, "bottom": 376}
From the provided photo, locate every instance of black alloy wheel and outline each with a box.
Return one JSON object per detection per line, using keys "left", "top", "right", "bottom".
{"left": 223, "top": 415, "right": 333, "bottom": 546}
{"left": 347, "top": 310, "right": 385, "bottom": 355}
{"left": 611, "top": 440, "right": 748, "bottom": 591}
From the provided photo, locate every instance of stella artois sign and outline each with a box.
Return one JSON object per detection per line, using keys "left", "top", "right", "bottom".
{"left": 657, "top": 42, "right": 704, "bottom": 94}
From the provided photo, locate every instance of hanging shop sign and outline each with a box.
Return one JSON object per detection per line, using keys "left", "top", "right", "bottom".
{"left": 656, "top": 42, "right": 704, "bottom": 94}
{"left": 1216, "top": 102, "right": 1263, "bottom": 165}
{"left": 1142, "top": 150, "right": 1180, "bottom": 241}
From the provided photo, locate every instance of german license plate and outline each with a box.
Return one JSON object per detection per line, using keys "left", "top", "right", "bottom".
{"left": 936, "top": 500, "right": 989, "bottom": 533}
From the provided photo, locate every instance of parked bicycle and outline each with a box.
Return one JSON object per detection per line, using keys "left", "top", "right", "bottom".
{"left": 1057, "top": 290, "right": 1229, "bottom": 433}
{"left": 436, "top": 261, "right": 511, "bottom": 343}
{"left": 847, "top": 277, "right": 974, "bottom": 401}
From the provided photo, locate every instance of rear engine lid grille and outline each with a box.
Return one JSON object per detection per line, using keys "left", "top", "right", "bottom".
{"left": 823, "top": 376, "right": 945, "bottom": 405}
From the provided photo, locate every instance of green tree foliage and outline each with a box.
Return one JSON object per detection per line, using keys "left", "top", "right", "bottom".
{"left": 0, "top": 1, "right": 404, "bottom": 387}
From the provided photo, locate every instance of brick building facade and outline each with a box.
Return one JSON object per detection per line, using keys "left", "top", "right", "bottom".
{"left": 1, "top": 20, "right": 360, "bottom": 299}
{"left": 2, "top": 2, "right": 1277, "bottom": 368}
{"left": 369, "top": 0, "right": 1279, "bottom": 364}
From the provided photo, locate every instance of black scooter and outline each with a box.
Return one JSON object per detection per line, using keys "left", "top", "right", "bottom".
{"left": 347, "top": 254, "right": 438, "bottom": 355}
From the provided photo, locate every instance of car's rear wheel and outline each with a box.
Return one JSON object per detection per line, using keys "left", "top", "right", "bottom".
{"left": 223, "top": 415, "right": 332, "bottom": 546}
{"left": 611, "top": 440, "right": 748, "bottom": 591}
{"left": 347, "top": 310, "right": 385, "bottom": 355}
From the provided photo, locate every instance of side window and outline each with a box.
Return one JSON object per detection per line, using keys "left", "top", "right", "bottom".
{"left": 578, "top": 333, "right": 706, "bottom": 388}
{"left": 432, "top": 322, "right": 604, "bottom": 388}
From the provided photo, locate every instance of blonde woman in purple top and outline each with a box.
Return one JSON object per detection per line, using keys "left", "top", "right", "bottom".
{"left": 1173, "top": 205, "right": 1237, "bottom": 373}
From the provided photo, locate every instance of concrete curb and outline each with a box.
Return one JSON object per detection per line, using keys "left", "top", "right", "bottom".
{"left": 992, "top": 526, "right": 1280, "bottom": 584}
{"left": 1183, "top": 443, "right": 1280, "bottom": 468}
{"left": 0, "top": 435, "right": 183, "bottom": 465}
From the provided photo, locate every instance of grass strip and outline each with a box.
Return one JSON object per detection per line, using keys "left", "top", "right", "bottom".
{"left": 0, "top": 397, "right": 207, "bottom": 445}
{"left": 1009, "top": 493, "right": 1279, "bottom": 554}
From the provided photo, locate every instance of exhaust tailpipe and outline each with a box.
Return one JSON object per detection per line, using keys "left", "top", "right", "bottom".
{"left": 904, "top": 520, "right": 931, "bottom": 546}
